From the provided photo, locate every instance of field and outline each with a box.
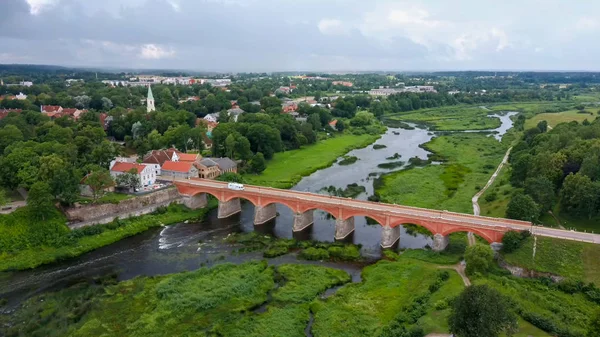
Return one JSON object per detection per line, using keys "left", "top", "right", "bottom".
{"left": 487, "top": 101, "right": 576, "bottom": 118}
{"left": 384, "top": 105, "right": 501, "bottom": 131}
{"left": 524, "top": 109, "right": 597, "bottom": 129}
{"left": 377, "top": 133, "right": 507, "bottom": 213}
{"left": 502, "top": 236, "right": 600, "bottom": 285}
{"left": 478, "top": 163, "right": 514, "bottom": 218}
{"left": 4, "top": 242, "right": 598, "bottom": 337}
{"left": 244, "top": 133, "right": 379, "bottom": 188}
{"left": 0, "top": 202, "right": 216, "bottom": 271}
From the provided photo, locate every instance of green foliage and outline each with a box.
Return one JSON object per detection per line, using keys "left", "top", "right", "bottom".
{"left": 273, "top": 264, "right": 350, "bottom": 304}
{"left": 506, "top": 193, "right": 540, "bottom": 222}
{"left": 299, "top": 247, "right": 330, "bottom": 261}
{"left": 115, "top": 169, "right": 140, "bottom": 191}
{"left": 338, "top": 155, "right": 358, "bottom": 165}
{"left": 27, "top": 181, "right": 55, "bottom": 220}
{"left": 440, "top": 164, "right": 471, "bottom": 197}
{"left": 249, "top": 152, "right": 266, "bottom": 174}
{"left": 377, "top": 161, "right": 405, "bottom": 169}
{"left": 588, "top": 310, "right": 600, "bottom": 337}
{"left": 449, "top": 285, "right": 518, "bottom": 337}
{"left": 216, "top": 172, "right": 245, "bottom": 183}
{"left": 263, "top": 244, "right": 289, "bottom": 258}
{"left": 501, "top": 230, "right": 531, "bottom": 253}
{"left": 464, "top": 244, "right": 494, "bottom": 275}
{"left": 327, "top": 245, "right": 360, "bottom": 261}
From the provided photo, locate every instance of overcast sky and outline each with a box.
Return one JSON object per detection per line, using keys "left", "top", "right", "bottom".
{"left": 1, "top": 0, "right": 599, "bottom": 72}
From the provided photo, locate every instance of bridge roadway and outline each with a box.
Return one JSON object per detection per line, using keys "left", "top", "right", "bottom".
{"left": 168, "top": 177, "right": 600, "bottom": 245}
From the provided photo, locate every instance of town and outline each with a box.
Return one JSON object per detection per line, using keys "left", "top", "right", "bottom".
{"left": 1, "top": 0, "right": 600, "bottom": 336}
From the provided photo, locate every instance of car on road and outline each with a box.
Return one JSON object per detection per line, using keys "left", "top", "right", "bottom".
{"left": 228, "top": 182, "right": 245, "bottom": 191}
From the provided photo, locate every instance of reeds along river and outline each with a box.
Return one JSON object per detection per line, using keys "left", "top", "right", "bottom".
{"left": 0, "top": 112, "right": 516, "bottom": 310}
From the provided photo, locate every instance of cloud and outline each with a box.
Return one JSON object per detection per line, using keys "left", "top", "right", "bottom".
{"left": 318, "top": 19, "right": 347, "bottom": 35}
{"left": 139, "top": 44, "right": 175, "bottom": 59}
{"left": 0, "top": 0, "right": 600, "bottom": 71}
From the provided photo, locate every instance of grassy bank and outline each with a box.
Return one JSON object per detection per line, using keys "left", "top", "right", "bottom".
{"left": 502, "top": 236, "right": 600, "bottom": 285}
{"left": 1, "top": 262, "right": 351, "bottom": 337}
{"left": 384, "top": 105, "right": 501, "bottom": 131}
{"left": 524, "top": 109, "right": 597, "bottom": 129}
{"left": 377, "top": 133, "right": 507, "bottom": 213}
{"left": 244, "top": 133, "right": 380, "bottom": 188}
{"left": 0, "top": 201, "right": 216, "bottom": 271}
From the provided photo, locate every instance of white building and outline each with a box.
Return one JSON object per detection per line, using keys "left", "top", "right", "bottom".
{"left": 109, "top": 162, "right": 156, "bottom": 187}
{"left": 15, "top": 92, "right": 27, "bottom": 100}
{"left": 147, "top": 86, "right": 155, "bottom": 113}
{"left": 19, "top": 81, "right": 33, "bottom": 87}
{"left": 204, "top": 113, "right": 219, "bottom": 123}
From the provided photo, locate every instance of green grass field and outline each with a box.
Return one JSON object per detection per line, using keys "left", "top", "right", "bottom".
{"left": 524, "top": 109, "right": 597, "bottom": 129}
{"left": 377, "top": 133, "right": 507, "bottom": 213}
{"left": 479, "top": 163, "right": 514, "bottom": 218}
{"left": 385, "top": 105, "right": 501, "bottom": 131}
{"left": 244, "top": 133, "right": 379, "bottom": 188}
{"left": 502, "top": 236, "right": 600, "bottom": 285}
{"left": 0, "top": 202, "right": 216, "bottom": 271}
{"left": 488, "top": 101, "right": 576, "bottom": 118}
{"left": 76, "top": 192, "right": 134, "bottom": 205}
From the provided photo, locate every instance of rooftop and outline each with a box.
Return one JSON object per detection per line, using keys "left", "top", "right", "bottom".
{"left": 162, "top": 161, "right": 194, "bottom": 172}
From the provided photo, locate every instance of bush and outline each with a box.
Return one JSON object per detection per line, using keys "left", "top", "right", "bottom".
{"left": 263, "top": 245, "right": 289, "bottom": 258}
{"left": 501, "top": 230, "right": 526, "bottom": 253}
{"left": 327, "top": 245, "right": 361, "bottom": 261}
{"left": 299, "top": 247, "right": 329, "bottom": 261}
{"left": 464, "top": 244, "right": 494, "bottom": 275}
{"left": 484, "top": 191, "right": 498, "bottom": 202}
{"left": 434, "top": 299, "right": 448, "bottom": 310}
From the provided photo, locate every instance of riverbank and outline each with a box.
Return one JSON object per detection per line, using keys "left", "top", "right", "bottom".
{"left": 384, "top": 105, "right": 502, "bottom": 131}
{"left": 5, "top": 248, "right": 595, "bottom": 337}
{"left": 244, "top": 133, "right": 381, "bottom": 188}
{"left": 0, "top": 201, "right": 217, "bottom": 272}
{"left": 376, "top": 133, "right": 508, "bottom": 213}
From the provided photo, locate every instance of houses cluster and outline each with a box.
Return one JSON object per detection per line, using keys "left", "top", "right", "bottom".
{"left": 1, "top": 80, "right": 33, "bottom": 87}
{"left": 0, "top": 108, "right": 22, "bottom": 120}
{"left": 0, "top": 92, "right": 27, "bottom": 100}
{"left": 108, "top": 148, "right": 237, "bottom": 188}
{"left": 368, "top": 86, "right": 437, "bottom": 96}
{"left": 332, "top": 81, "right": 353, "bottom": 87}
{"left": 40, "top": 105, "right": 88, "bottom": 120}
{"left": 102, "top": 77, "right": 232, "bottom": 88}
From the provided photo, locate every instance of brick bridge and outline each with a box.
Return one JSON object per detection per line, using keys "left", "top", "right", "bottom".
{"left": 172, "top": 178, "right": 600, "bottom": 250}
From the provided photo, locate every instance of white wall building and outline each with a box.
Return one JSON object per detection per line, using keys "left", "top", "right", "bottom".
{"left": 109, "top": 162, "right": 156, "bottom": 187}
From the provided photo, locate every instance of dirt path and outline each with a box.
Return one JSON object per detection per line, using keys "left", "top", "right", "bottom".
{"left": 471, "top": 146, "right": 512, "bottom": 216}
{"left": 439, "top": 263, "right": 471, "bottom": 287}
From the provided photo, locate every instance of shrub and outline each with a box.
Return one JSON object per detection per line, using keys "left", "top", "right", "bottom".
{"left": 328, "top": 245, "right": 361, "bottom": 261}
{"left": 501, "top": 230, "right": 526, "bottom": 253}
{"left": 434, "top": 299, "right": 448, "bottom": 310}
{"left": 263, "top": 245, "right": 289, "bottom": 258}
{"left": 299, "top": 247, "right": 329, "bottom": 261}
{"left": 484, "top": 191, "right": 498, "bottom": 202}
{"left": 464, "top": 244, "right": 494, "bottom": 275}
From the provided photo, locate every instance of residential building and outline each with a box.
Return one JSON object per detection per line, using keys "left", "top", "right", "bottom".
{"left": 196, "top": 118, "right": 218, "bottom": 132}
{"left": 61, "top": 108, "right": 87, "bottom": 120}
{"left": 41, "top": 105, "right": 64, "bottom": 118}
{"left": 109, "top": 162, "right": 156, "bottom": 187}
{"left": 147, "top": 86, "right": 155, "bottom": 112}
{"left": 15, "top": 92, "right": 27, "bottom": 100}
{"left": 0, "top": 108, "right": 22, "bottom": 120}
{"left": 448, "top": 90, "right": 461, "bottom": 95}
{"left": 99, "top": 113, "right": 113, "bottom": 131}
{"left": 196, "top": 158, "right": 221, "bottom": 179}
{"left": 19, "top": 81, "right": 33, "bottom": 87}
{"left": 178, "top": 153, "right": 201, "bottom": 163}
{"left": 79, "top": 173, "right": 115, "bottom": 197}
{"left": 161, "top": 161, "right": 199, "bottom": 179}
{"left": 329, "top": 119, "right": 338, "bottom": 130}
{"left": 204, "top": 113, "right": 219, "bottom": 123}
{"left": 332, "top": 81, "right": 353, "bottom": 87}
{"left": 282, "top": 101, "right": 298, "bottom": 113}
{"left": 211, "top": 157, "right": 237, "bottom": 174}
{"left": 275, "top": 86, "right": 291, "bottom": 94}
{"left": 142, "top": 148, "right": 181, "bottom": 175}
{"left": 227, "top": 108, "right": 245, "bottom": 122}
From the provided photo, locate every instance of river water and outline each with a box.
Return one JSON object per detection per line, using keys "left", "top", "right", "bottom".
{"left": 0, "top": 111, "right": 516, "bottom": 310}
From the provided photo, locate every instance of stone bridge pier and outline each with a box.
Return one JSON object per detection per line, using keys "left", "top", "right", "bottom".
{"left": 254, "top": 204, "right": 277, "bottom": 225}
{"left": 432, "top": 234, "right": 449, "bottom": 252}
{"left": 381, "top": 225, "right": 400, "bottom": 249}
{"left": 293, "top": 210, "right": 314, "bottom": 232}
{"left": 218, "top": 198, "right": 242, "bottom": 218}
{"left": 335, "top": 217, "right": 355, "bottom": 240}
{"left": 182, "top": 193, "right": 208, "bottom": 209}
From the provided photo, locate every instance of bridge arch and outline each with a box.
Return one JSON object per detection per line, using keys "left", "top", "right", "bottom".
{"left": 222, "top": 193, "right": 260, "bottom": 206}
{"left": 389, "top": 218, "right": 438, "bottom": 236}
{"left": 441, "top": 226, "right": 495, "bottom": 243}
{"left": 337, "top": 210, "right": 387, "bottom": 227}
{"left": 177, "top": 185, "right": 224, "bottom": 202}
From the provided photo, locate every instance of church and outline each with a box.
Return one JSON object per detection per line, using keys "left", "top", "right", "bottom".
{"left": 146, "top": 85, "right": 155, "bottom": 112}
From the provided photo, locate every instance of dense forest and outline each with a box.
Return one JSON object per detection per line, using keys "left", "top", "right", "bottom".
{"left": 508, "top": 118, "right": 600, "bottom": 223}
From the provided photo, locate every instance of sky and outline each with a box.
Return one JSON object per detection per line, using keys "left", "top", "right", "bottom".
{"left": 0, "top": 0, "right": 599, "bottom": 72}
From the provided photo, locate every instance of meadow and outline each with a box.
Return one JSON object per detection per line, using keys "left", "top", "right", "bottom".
{"left": 524, "top": 109, "right": 598, "bottom": 129}
{"left": 384, "top": 105, "right": 501, "bottom": 131}
{"left": 244, "top": 133, "right": 380, "bottom": 188}
{"left": 0, "top": 201, "right": 216, "bottom": 271}
{"left": 376, "top": 133, "right": 507, "bottom": 213}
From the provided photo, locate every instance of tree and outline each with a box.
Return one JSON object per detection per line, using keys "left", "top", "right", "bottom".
{"left": 588, "top": 309, "right": 600, "bottom": 337}
{"left": 524, "top": 176, "right": 555, "bottom": 213}
{"left": 249, "top": 152, "right": 266, "bottom": 174}
{"left": 501, "top": 230, "right": 528, "bottom": 253}
{"left": 506, "top": 193, "right": 540, "bottom": 222}
{"left": 216, "top": 172, "right": 245, "bottom": 183}
{"left": 115, "top": 169, "right": 140, "bottom": 192}
{"left": 464, "top": 243, "right": 494, "bottom": 275}
{"left": 85, "top": 170, "right": 114, "bottom": 202}
{"left": 350, "top": 111, "right": 375, "bottom": 127}
{"left": 561, "top": 173, "right": 599, "bottom": 219}
{"left": 308, "top": 113, "right": 321, "bottom": 130}
{"left": 101, "top": 97, "right": 113, "bottom": 110}
{"left": 536, "top": 120, "right": 548, "bottom": 133}
{"left": 49, "top": 168, "right": 80, "bottom": 205}
{"left": 0, "top": 189, "right": 6, "bottom": 206}
{"left": 0, "top": 125, "right": 24, "bottom": 153}
{"left": 27, "top": 182, "right": 55, "bottom": 220}
{"left": 449, "top": 285, "right": 517, "bottom": 337}
{"left": 336, "top": 119, "right": 346, "bottom": 132}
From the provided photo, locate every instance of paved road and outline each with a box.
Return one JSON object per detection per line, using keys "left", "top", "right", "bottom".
{"left": 172, "top": 178, "right": 600, "bottom": 244}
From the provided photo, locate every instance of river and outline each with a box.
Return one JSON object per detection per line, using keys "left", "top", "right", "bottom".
{"left": 0, "top": 111, "right": 516, "bottom": 311}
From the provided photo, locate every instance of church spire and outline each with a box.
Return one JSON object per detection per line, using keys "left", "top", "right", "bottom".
{"left": 146, "top": 85, "right": 155, "bottom": 112}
